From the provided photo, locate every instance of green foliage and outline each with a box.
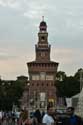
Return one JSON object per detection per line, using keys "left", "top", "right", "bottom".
{"left": 0, "top": 80, "right": 25, "bottom": 111}
{"left": 56, "top": 70, "right": 81, "bottom": 97}
{"left": 56, "top": 71, "right": 67, "bottom": 81}
{"left": 74, "top": 68, "right": 83, "bottom": 81}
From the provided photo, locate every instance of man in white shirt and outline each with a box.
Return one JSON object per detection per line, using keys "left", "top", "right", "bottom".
{"left": 42, "top": 105, "right": 55, "bottom": 125}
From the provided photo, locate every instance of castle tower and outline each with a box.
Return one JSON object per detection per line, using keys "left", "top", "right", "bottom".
{"left": 27, "top": 18, "right": 59, "bottom": 110}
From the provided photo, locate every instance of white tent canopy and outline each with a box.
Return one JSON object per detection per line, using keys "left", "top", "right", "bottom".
{"left": 75, "top": 87, "right": 83, "bottom": 118}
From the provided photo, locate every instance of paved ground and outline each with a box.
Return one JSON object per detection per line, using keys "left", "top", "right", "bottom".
{"left": 1, "top": 120, "right": 17, "bottom": 125}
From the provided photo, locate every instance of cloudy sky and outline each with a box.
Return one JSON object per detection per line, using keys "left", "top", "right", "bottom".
{"left": 0, "top": 0, "right": 83, "bottom": 80}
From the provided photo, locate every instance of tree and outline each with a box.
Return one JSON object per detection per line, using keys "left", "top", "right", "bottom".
{"left": 74, "top": 68, "right": 83, "bottom": 81}
{"left": 0, "top": 80, "right": 25, "bottom": 111}
{"left": 56, "top": 71, "right": 67, "bottom": 81}
{"left": 56, "top": 71, "right": 80, "bottom": 97}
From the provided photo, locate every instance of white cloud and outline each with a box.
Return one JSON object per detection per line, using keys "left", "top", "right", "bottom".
{"left": 23, "top": 1, "right": 47, "bottom": 19}
{"left": 51, "top": 47, "right": 83, "bottom": 75}
{"left": 0, "top": 0, "right": 83, "bottom": 79}
{"left": 24, "top": 10, "right": 43, "bottom": 19}
{"left": 51, "top": 47, "right": 83, "bottom": 64}
{"left": 0, "top": 48, "right": 34, "bottom": 80}
{"left": 0, "top": 0, "right": 20, "bottom": 9}
{"left": 0, "top": 0, "right": 49, "bottom": 20}
{"left": 0, "top": 48, "right": 18, "bottom": 60}
{"left": 0, "top": 0, "right": 6, "bottom": 7}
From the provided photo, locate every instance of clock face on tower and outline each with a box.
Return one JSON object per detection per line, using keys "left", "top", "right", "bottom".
{"left": 41, "top": 52, "right": 45, "bottom": 57}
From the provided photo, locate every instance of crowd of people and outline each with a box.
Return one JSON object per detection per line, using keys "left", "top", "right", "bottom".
{"left": 42, "top": 105, "right": 83, "bottom": 125}
{"left": 0, "top": 105, "right": 83, "bottom": 125}
{"left": 18, "top": 105, "right": 83, "bottom": 125}
{"left": 0, "top": 111, "right": 19, "bottom": 125}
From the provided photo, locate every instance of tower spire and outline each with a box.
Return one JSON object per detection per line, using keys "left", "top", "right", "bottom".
{"left": 39, "top": 16, "right": 47, "bottom": 31}
{"left": 42, "top": 16, "right": 44, "bottom": 21}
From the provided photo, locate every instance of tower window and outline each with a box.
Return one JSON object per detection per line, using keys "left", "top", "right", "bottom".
{"left": 41, "top": 36, "right": 45, "bottom": 40}
{"left": 32, "top": 83, "right": 34, "bottom": 86}
{"left": 42, "top": 83, "right": 44, "bottom": 86}
{"left": 40, "top": 72, "right": 46, "bottom": 80}
{"left": 47, "top": 83, "right": 48, "bottom": 86}
{"left": 37, "top": 83, "right": 39, "bottom": 86}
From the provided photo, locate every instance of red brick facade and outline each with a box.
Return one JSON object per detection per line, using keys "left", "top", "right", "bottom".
{"left": 27, "top": 20, "right": 59, "bottom": 110}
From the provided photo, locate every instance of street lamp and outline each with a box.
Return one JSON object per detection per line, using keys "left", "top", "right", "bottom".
{"left": 27, "top": 83, "right": 30, "bottom": 110}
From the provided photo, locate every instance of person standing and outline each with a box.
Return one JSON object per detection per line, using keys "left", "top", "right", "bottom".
{"left": 52, "top": 113, "right": 64, "bottom": 125}
{"left": 64, "top": 107, "right": 83, "bottom": 125}
{"left": 42, "top": 105, "right": 55, "bottom": 125}
{"left": 32, "top": 109, "right": 42, "bottom": 125}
